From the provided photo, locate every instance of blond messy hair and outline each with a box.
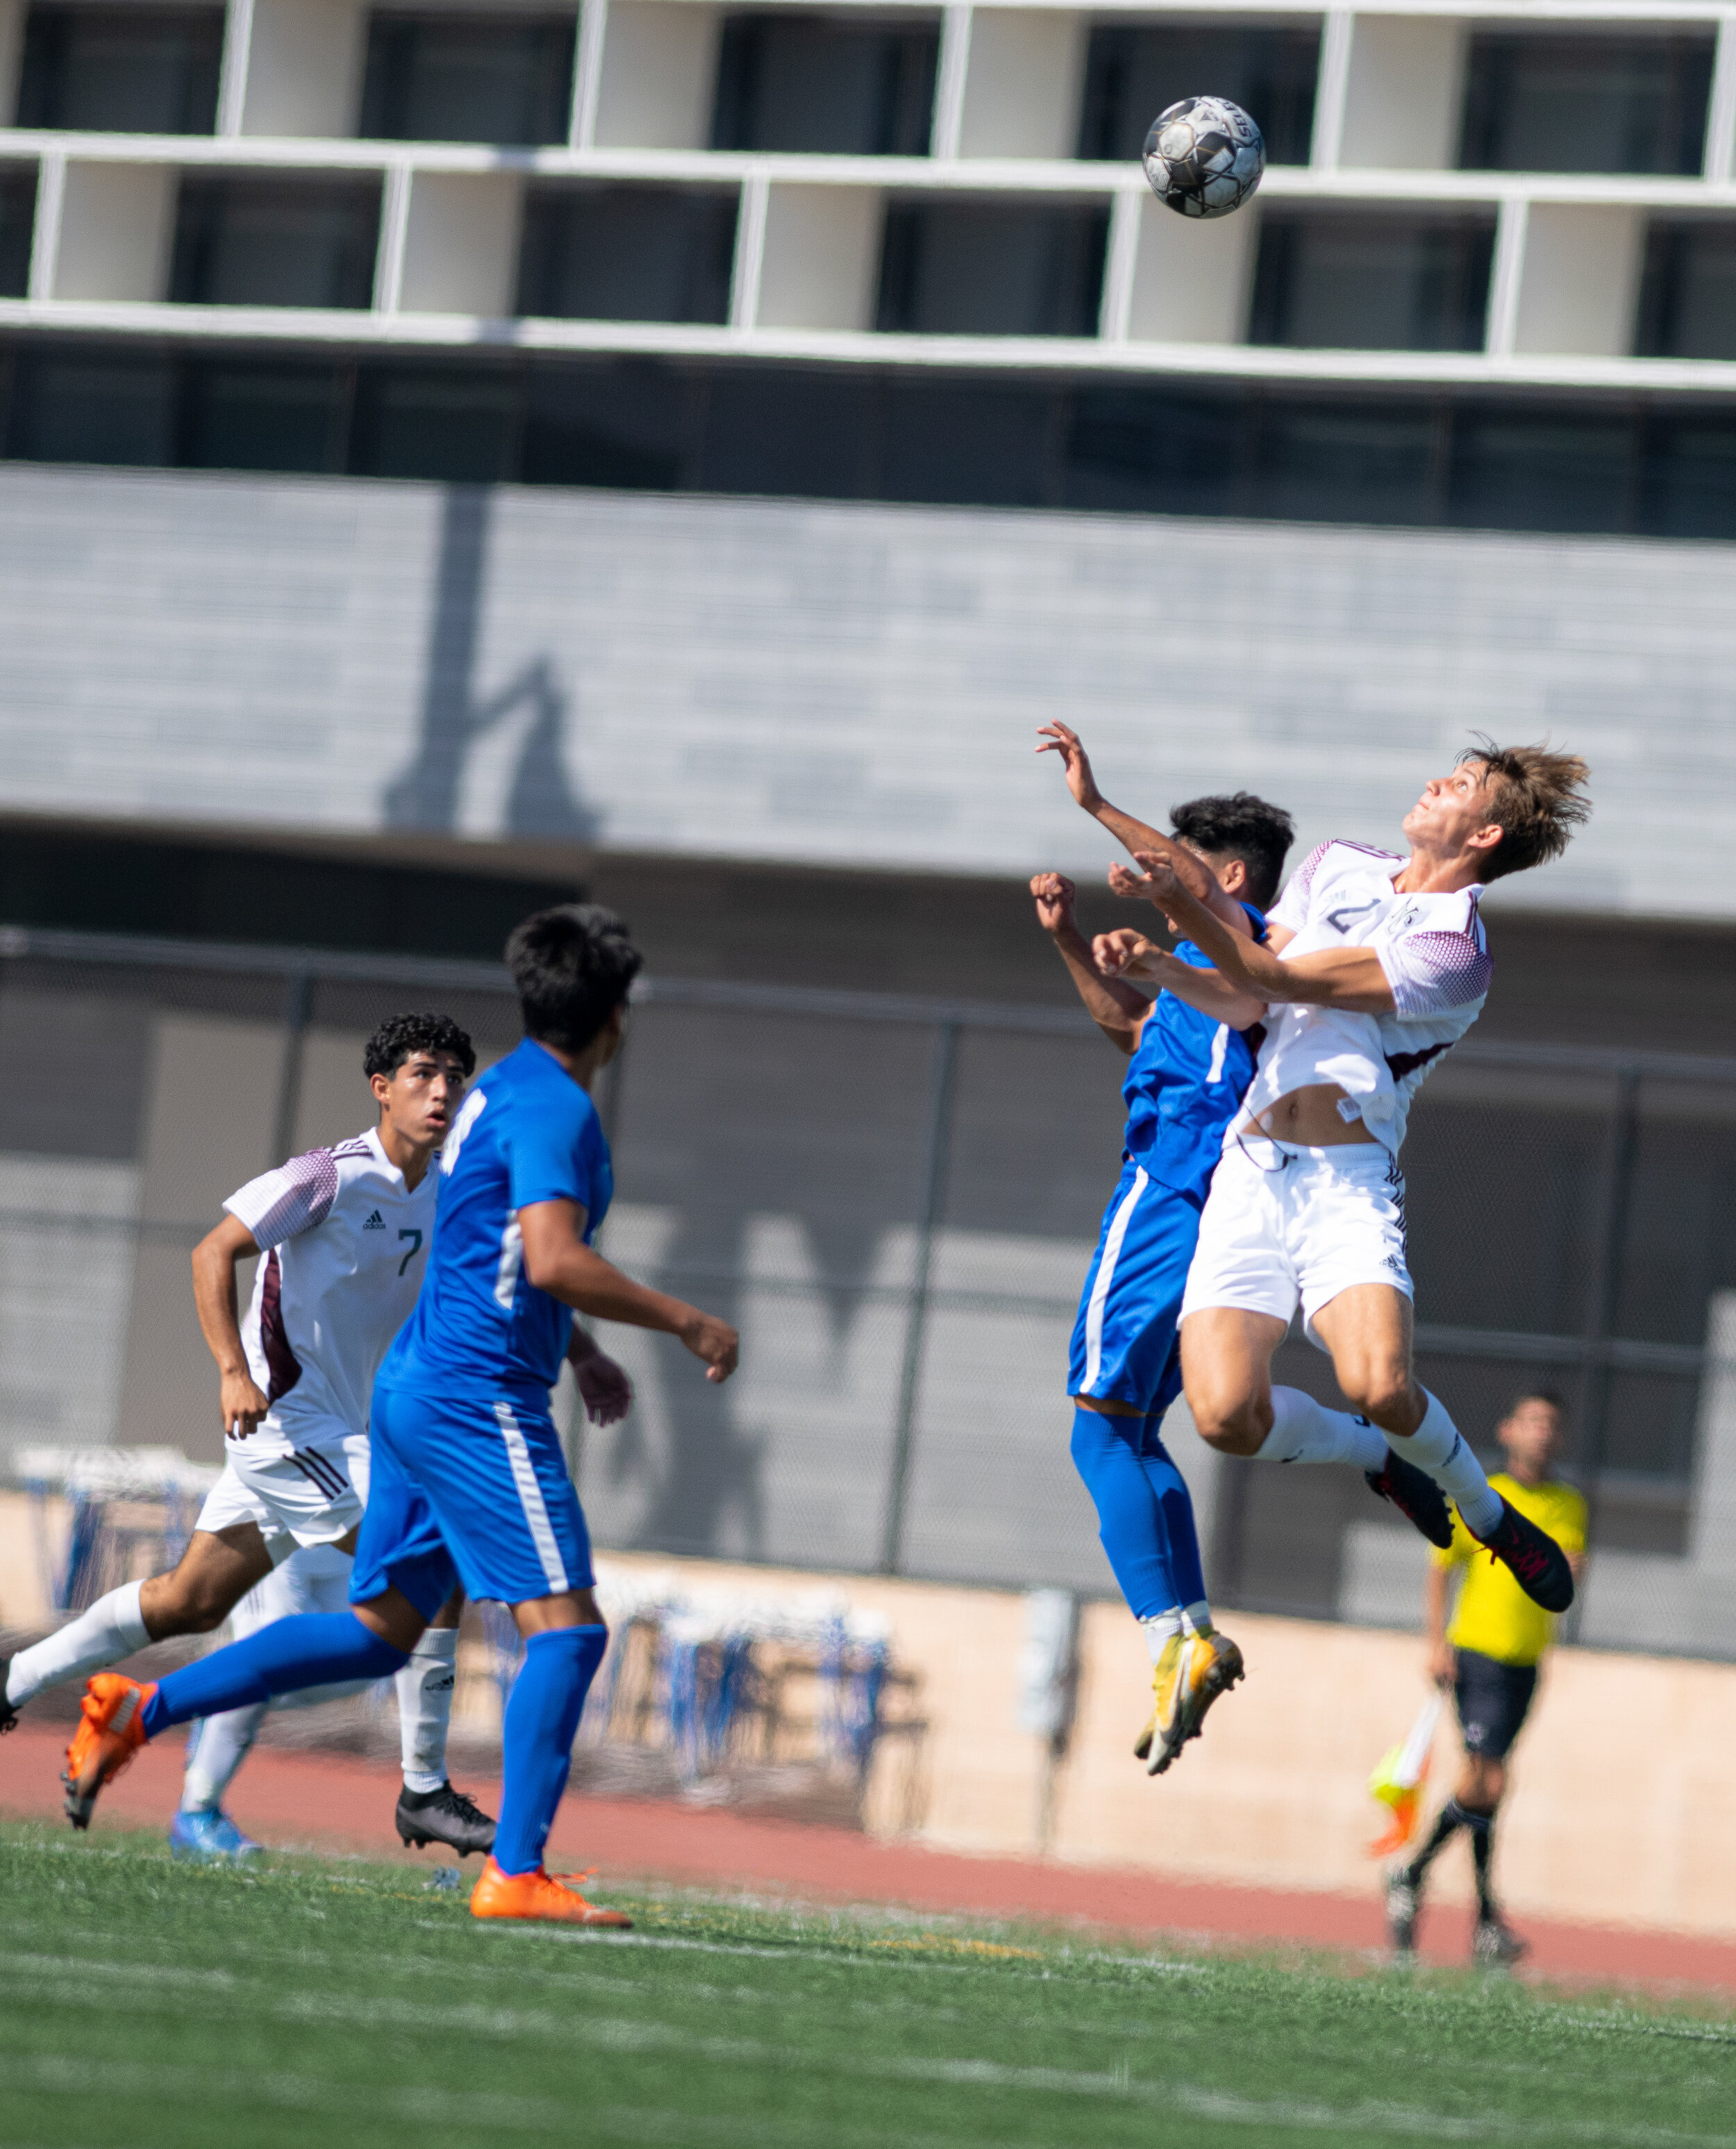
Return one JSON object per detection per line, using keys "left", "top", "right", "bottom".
{"left": 1456, "top": 737, "right": 1592, "bottom": 882}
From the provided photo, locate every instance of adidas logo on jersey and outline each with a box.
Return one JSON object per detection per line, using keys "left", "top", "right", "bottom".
{"left": 362, "top": 1210, "right": 385, "bottom": 1230}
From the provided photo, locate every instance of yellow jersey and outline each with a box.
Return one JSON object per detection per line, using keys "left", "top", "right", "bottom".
{"left": 1437, "top": 1474, "right": 1587, "bottom": 1668}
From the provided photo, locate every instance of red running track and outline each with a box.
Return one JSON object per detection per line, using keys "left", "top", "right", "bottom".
{"left": 4, "top": 1722, "right": 1734, "bottom": 1996}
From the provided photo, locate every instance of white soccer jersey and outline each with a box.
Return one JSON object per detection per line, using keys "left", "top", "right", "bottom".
{"left": 224, "top": 1126, "right": 437, "bottom": 1455}
{"left": 1230, "top": 839, "right": 1492, "bottom": 1157}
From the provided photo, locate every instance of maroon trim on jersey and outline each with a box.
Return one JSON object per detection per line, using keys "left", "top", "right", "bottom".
{"left": 1385, "top": 1039, "right": 1456, "bottom": 1082}
{"left": 258, "top": 1248, "right": 303, "bottom": 1406}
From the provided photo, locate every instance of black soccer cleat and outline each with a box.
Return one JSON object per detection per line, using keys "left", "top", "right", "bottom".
{"left": 1467, "top": 1496, "right": 1575, "bottom": 1614}
{"left": 1385, "top": 1871, "right": 1420, "bottom": 1959}
{"left": 0, "top": 1659, "right": 17, "bottom": 1735}
{"left": 1364, "top": 1447, "right": 1455, "bottom": 1549}
{"left": 396, "top": 1780, "right": 496, "bottom": 1859}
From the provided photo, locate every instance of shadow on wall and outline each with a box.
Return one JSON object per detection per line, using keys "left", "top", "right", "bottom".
{"left": 382, "top": 487, "right": 602, "bottom": 843}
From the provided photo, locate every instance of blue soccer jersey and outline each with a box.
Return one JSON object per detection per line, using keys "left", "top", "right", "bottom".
{"left": 380, "top": 1037, "right": 613, "bottom": 1405}
{"left": 1119, "top": 903, "right": 1266, "bottom": 1203}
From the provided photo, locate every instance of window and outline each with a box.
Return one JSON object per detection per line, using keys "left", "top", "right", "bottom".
{"left": 350, "top": 367, "right": 519, "bottom": 480}
{"left": 1077, "top": 23, "right": 1319, "bottom": 166}
{"left": 1636, "top": 221, "right": 1736, "bottom": 362}
{"left": 876, "top": 199, "right": 1108, "bottom": 337}
{"left": 179, "top": 360, "right": 349, "bottom": 473}
{"left": 879, "top": 376, "right": 1055, "bottom": 505}
{"left": 517, "top": 184, "right": 739, "bottom": 325}
{"left": 7, "top": 346, "right": 176, "bottom": 464}
{"left": 14, "top": 4, "right": 222, "bottom": 133}
{"left": 521, "top": 362, "right": 702, "bottom": 490}
{"left": 358, "top": 12, "right": 576, "bottom": 144}
{"left": 0, "top": 169, "right": 38, "bottom": 297}
{"left": 1249, "top": 212, "right": 1495, "bottom": 353}
{"left": 1251, "top": 402, "right": 1441, "bottom": 525}
{"left": 169, "top": 177, "right": 382, "bottom": 310}
{"left": 711, "top": 12, "right": 938, "bottom": 156}
{"left": 1642, "top": 412, "right": 1736, "bottom": 537}
{"left": 1063, "top": 386, "right": 1247, "bottom": 516}
{"left": 698, "top": 366, "right": 871, "bottom": 497}
{"left": 1449, "top": 407, "right": 1639, "bottom": 533}
{"left": 1459, "top": 32, "right": 1714, "bottom": 176}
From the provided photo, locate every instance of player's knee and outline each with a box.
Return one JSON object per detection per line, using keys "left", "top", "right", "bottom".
{"left": 162, "top": 1583, "right": 231, "bottom": 1634}
{"left": 1193, "top": 1398, "right": 1269, "bottom": 1457}
{"left": 1342, "top": 1364, "right": 1413, "bottom": 1425}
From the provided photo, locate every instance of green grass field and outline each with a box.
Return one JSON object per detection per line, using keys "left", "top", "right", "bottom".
{"left": 3, "top": 1820, "right": 1734, "bottom": 2149}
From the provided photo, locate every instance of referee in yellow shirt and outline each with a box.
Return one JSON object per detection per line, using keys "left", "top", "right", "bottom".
{"left": 1386, "top": 1390, "right": 1587, "bottom": 1966}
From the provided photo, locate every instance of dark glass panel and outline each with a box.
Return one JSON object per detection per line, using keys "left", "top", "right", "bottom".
{"left": 1077, "top": 22, "right": 1319, "bottom": 165}
{"left": 1062, "top": 383, "right": 1246, "bottom": 514}
{"left": 1249, "top": 212, "right": 1494, "bottom": 352}
{"left": 1449, "top": 404, "right": 1639, "bottom": 534}
{"left": 517, "top": 182, "right": 737, "bottom": 324}
{"left": 0, "top": 166, "right": 38, "bottom": 297}
{"left": 877, "top": 373, "right": 1054, "bottom": 505}
{"left": 15, "top": 3, "right": 222, "bottom": 133}
{"left": 8, "top": 344, "right": 176, "bottom": 463}
{"left": 1251, "top": 400, "right": 1439, "bottom": 524}
{"left": 699, "top": 364, "right": 872, "bottom": 498}
{"left": 170, "top": 176, "right": 382, "bottom": 309}
{"left": 1459, "top": 31, "right": 1714, "bottom": 176}
{"left": 349, "top": 365, "right": 519, "bottom": 480}
{"left": 520, "top": 358, "right": 701, "bottom": 489}
{"left": 180, "top": 359, "right": 349, "bottom": 472}
{"left": 358, "top": 12, "right": 575, "bottom": 144}
{"left": 711, "top": 12, "right": 937, "bottom": 156}
{"left": 876, "top": 198, "right": 1108, "bottom": 336}
{"left": 1636, "top": 219, "right": 1736, "bottom": 360}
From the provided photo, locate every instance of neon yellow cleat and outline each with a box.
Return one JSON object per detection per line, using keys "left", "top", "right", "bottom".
{"left": 1133, "top": 1628, "right": 1244, "bottom": 1776}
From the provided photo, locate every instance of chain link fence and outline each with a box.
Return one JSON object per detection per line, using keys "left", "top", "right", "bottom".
{"left": 3, "top": 923, "right": 1733, "bottom": 1657}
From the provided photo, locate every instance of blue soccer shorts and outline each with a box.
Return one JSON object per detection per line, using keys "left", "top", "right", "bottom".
{"left": 349, "top": 1382, "right": 595, "bottom": 1619}
{"left": 1067, "top": 1162, "right": 1205, "bottom": 1414}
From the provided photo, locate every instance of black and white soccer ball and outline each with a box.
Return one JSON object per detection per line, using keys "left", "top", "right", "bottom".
{"left": 1142, "top": 96, "right": 1265, "bottom": 219}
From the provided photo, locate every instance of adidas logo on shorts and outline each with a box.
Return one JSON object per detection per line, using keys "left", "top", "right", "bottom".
{"left": 362, "top": 1210, "right": 385, "bottom": 1230}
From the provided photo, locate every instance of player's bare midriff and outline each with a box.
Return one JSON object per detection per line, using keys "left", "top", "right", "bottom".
{"left": 1249, "top": 1082, "right": 1380, "bottom": 1147}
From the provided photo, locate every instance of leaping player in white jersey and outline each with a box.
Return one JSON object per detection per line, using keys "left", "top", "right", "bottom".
{"left": 1094, "top": 741, "right": 1592, "bottom": 1630}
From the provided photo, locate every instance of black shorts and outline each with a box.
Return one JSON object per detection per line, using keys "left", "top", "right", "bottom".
{"left": 1454, "top": 1648, "right": 1537, "bottom": 1760}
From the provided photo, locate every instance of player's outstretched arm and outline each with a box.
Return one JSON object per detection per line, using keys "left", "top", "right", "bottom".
{"left": 1030, "top": 871, "right": 1149, "bottom": 1055}
{"left": 1126, "top": 856, "right": 1395, "bottom": 1014}
{"left": 521, "top": 1201, "right": 739, "bottom": 1382}
{"left": 1092, "top": 930, "right": 1268, "bottom": 1031}
{"left": 191, "top": 1212, "right": 272, "bottom": 1437}
{"left": 1036, "top": 723, "right": 1240, "bottom": 926}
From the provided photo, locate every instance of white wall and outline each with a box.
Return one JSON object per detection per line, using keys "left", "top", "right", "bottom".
{"left": 592, "top": 0, "right": 718, "bottom": 151}
{"left": 955, "top": 10, "right": 1086, "bottom": 163}
{"left": 242, "top": 0, "right": 367, "bottom": 137}
{"left": 399, "top": 170, "right": 522, "bottom": 316}
{"left": 0, "top": 463, "right": 1730, "bottom": 919}
{"left": 1338, "top": 15, "right": 1466, "bottom": 172}
{"left": 51, "top": 163, "right": 176, "bottom": 302}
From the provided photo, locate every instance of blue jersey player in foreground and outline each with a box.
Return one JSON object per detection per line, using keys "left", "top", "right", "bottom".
{"left": 64, "top": 905, "right": 740, "bottom": 1926}
{"left": 1036, "top": 724, "right": 1454, "bottom": 1774}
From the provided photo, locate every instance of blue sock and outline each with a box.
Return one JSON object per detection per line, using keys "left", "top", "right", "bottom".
{"left": 1069, "top": 1406, "right": 1205, "bottom": 1619}
{"left": 493, "top": 1625, "right": 606, "bottom": 1878}
{"left": 140, "top": 1614, "right": 408, "bottom": 1738}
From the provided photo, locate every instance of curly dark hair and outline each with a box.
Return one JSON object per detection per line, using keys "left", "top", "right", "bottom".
{"left": 1170, "top": 793, "right": 1296, "bottom": 911}
{"left": 506, "top": 903, "right": 642, "bottom": 1051}
{"left": 363, "top": 1011, "right": 477, "bottom": 1082}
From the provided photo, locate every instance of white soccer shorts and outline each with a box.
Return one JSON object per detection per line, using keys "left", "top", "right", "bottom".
{"left": 1180, "top": 1136, "right": 1412, "bottom": 1346}
{"left": 194, "top": 1427, "right": 371, "bottom": 1562}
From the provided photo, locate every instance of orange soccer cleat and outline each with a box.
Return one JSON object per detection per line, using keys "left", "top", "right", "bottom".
{"left": 63, "top": 1673, "right": 156, "bottom": 1830}
{"left": 468, "top": 1857, "right": 633, "bottom": 1926}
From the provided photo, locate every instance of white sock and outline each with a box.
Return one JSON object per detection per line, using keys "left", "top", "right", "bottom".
{"left": 1401, "top": 1391, "right": 1503, "bottom": 1536}
{"left": 1180, "top": 1599, "right": 1214, "bottom": 1636}
{"left": 181, "top": 1703, "right": 268, "bottom": 1813}
{"left": 397, "top": 1628, "right": 458, "bottom": 1793}
{"left": 1140, "top": 1609, "right": 1183, "bottom": 1662}
{"left": 1255, "top": 1387, "right": 1389, "bottom": 1472}
{"left": 4, "top": 1580, "right": 150, "bottom": 1709}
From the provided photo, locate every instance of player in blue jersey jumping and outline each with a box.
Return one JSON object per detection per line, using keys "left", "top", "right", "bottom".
{"left": 1036, "top": 724, "right": 1453, "bottom": 1774}
{"left": 63, "top": 905, "right": 739, "bottom": 1926}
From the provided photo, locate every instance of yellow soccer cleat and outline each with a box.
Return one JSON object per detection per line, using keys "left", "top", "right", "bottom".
{"left": 1133, "top": 1628, "right": 1244, "bottom": 1777}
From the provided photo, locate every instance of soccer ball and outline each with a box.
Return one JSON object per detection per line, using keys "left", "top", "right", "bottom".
{"left": 1142, "top": 97, "right": 1265, "bottom": 219}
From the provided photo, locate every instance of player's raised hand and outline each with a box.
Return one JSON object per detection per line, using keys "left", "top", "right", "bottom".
{"left": 221, "top": 1366, "right": 271, "bottom": 1440}
{"left": 1035, "top": 722, "right": 1104, "bottom": 814}
{"left": 576, "top": 1349, "right": 634, "bottom": 1425}
{"left": 682, "top": 1310, "right": 740, "bottom": 1383}
{"left": 1093, "top": 928, "right": 1165, "bottom": 982}
{"left": 1030, "top": 871, "right": 1076, "bottom": 933}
